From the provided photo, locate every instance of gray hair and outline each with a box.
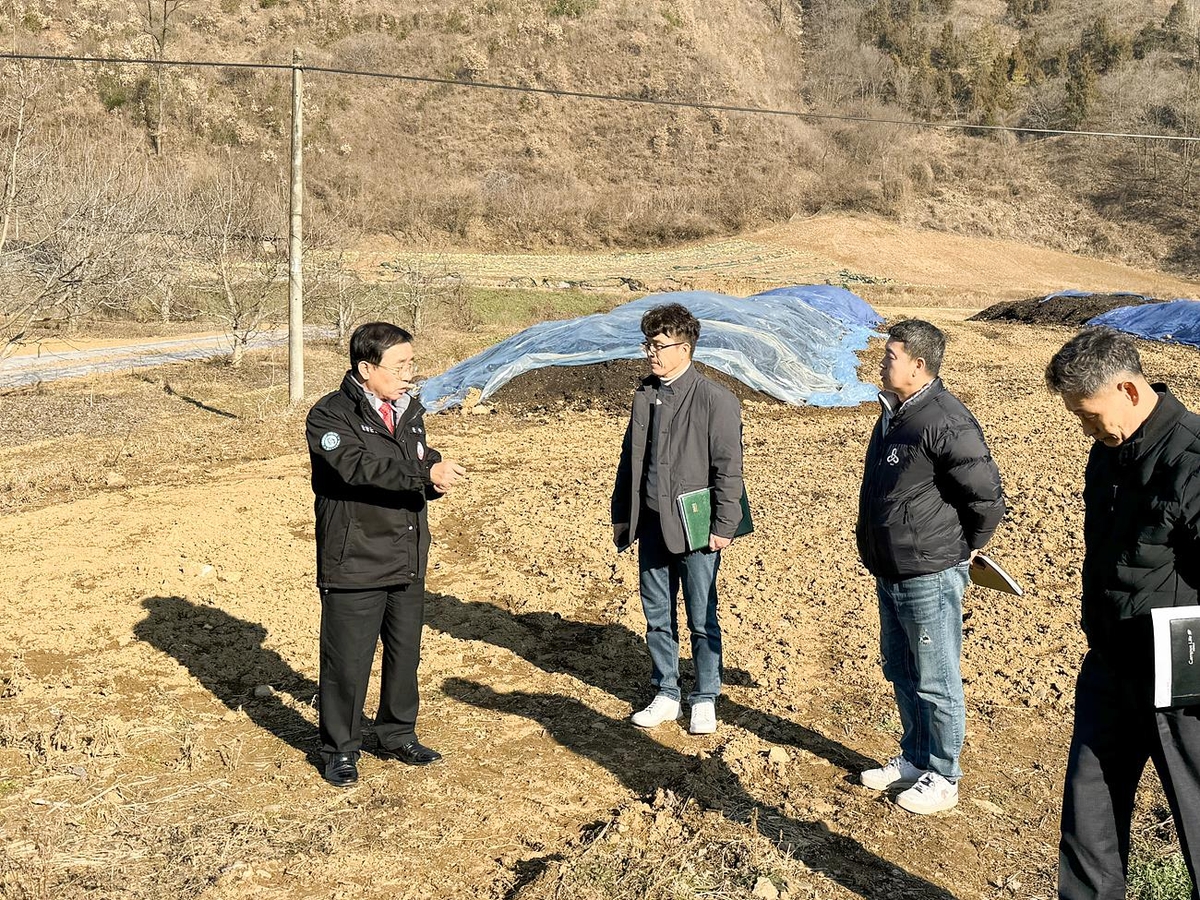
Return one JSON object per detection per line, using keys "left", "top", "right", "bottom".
{"left": 888, "top": 319, "right": 946, "bottom": 376}
{"left": 1045, "top": 326, "right": 1144, "bottom": 396}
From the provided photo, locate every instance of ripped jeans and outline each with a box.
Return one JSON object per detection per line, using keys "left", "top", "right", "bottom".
{"left": 876, "top": 563, "right": 971, "bottom": 780}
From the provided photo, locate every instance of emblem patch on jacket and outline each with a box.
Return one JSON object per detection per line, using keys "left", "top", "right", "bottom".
{"left": 886, "top": 446, "right": 900, "bottom": 465}
{"left": 321, "top": 432, "right": 341, "bottom": 451}
{"left": 417, "top": 441, "right": 425, "bottom": 460}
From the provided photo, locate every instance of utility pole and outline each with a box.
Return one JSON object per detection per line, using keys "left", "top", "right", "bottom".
{"left": 288, "top": 48, "right": 304, "bottom": 403}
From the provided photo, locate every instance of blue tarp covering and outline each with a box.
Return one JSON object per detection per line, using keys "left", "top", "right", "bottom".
{"left": 1089, "top": 299, "right": 1200, "bottom": 348}
{"left": 417, "top": 286, "right": 883, "bottom": 412}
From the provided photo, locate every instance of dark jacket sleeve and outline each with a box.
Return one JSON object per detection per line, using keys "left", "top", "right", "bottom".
{"left": 708, "top": 388, "right": 745, "bottom": 539}
{"left": 1179, "top": 466, "right": 1200, "bottom": 583}
{"left": 611, "top": 416, "right": 634, "bottom": 526}
{"left": 931, "top": 414, "right": 1005, "bottom": 549}
{"left": 307, "top": 401, "right": 433, "bottom": 494}
{"left": 422, "top": 416, "right": 445, "bottom": 501}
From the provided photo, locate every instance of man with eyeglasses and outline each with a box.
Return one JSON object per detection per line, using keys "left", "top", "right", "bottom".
{"left": 611, "top": 302, "right": 746, "bottom": 735}
{"left": 306, "top": 321, "right": 466, "bottom": 787}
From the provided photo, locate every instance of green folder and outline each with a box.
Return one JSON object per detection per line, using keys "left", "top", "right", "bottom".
{"left": 676, "top": 486, "right": 754, "bottom": 552}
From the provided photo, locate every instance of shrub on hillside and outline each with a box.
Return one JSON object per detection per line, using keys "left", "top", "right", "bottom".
{"left": 546, "top": 0, "right": 596, "bottom": 18}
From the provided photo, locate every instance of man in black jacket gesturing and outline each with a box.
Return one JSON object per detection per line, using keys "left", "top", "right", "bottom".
{"left": 306, "top": 322, "right": 465, "bottom": 787}
{"left": 1047, "top": 327, "right": 1200, "bottom": 900}
{"left": 856, "top": 319, "right": 1005, "bottom": 814}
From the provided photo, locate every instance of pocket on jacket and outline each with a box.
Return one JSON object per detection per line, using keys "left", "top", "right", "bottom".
{"left": 335, "top": 519, "right": 356, "bottom": 564}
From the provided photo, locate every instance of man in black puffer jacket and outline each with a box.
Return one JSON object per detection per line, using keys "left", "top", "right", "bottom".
{"left": 855, "top": 319, "right": 1006, "bottom": 815}
{"left": 1047, "top": 327, "right": 1200, "bottom": 900}
{"left": 306, "top": 322, "right": 466, "bottom": 787}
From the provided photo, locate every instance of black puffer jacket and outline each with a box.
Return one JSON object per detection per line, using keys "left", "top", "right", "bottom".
{"left": 306, "top": 372, "right": 442, "bottom": 590}
{"left": 856, "top": 379, "right": 1005, "bottom": 579}
{"left": 1081, "top": 386, "right": 1200, "bottom": 658}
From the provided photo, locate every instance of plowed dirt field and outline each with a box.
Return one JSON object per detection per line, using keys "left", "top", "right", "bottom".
{"left": 4, "top": 216, "right": 1200, "bottom": 900}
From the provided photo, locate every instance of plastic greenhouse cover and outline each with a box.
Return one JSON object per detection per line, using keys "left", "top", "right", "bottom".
{"left": 1088, "top": 299, "right": 1200, "bottom": 348}
{"left": 416, "top": 285, "right": 883, "bottom": 412}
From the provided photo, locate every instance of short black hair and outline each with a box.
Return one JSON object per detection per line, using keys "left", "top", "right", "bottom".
{"left": 350, "top": 322, "right": 413, "bottom": 368}
{"left": 1046, "top": 326, "right": 1144, "bottom": 396}
{"left": 641, "top": 303, "right": 700, "bottom": 350}
{"left": 887, "top": 319, "right": 946, "bottom": 376}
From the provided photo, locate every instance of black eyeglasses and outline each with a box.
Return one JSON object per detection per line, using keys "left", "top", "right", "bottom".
{"left": 640, "top": 340, "right": 687, "bottom": 356}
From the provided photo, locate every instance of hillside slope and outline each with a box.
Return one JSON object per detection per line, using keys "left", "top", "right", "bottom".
{"left": 2, "top": 0, "right": 1199, "bottom": 270}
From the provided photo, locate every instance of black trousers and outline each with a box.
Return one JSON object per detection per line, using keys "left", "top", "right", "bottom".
{"left": 318, "top": 581, "right": 425, "bottom": 756}
{"left": 1060, "top": 649, "right": 1200, "bottom": 900}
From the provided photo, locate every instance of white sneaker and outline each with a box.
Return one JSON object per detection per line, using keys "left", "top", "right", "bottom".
{"left": 689, "top": 700, "right": 717, "bottom": 734}
{"left": 631, "top": 695, "right": 682, "bottom": 728}
{"left": 896, "top": 771, "right": 959, "bottom": 814}
{"left": 860, "top": 754, "right": 926, "bottom": 791}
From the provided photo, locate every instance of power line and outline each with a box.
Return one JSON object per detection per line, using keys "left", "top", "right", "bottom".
{"left": 2, "top": 49, "right": 1200, "bottom": 144}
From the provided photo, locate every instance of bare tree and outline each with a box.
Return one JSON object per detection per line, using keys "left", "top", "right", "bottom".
{"left": 302, "top": 220, "right": 391, "bottom": 341}
{"left": 136, "top": 0, "right": 190, "bottom": 155}
{"left": 189, "top": 167, "right": 284, "bottom": 367}
{"left": 0, "top": 59, "right": 47, "bottom": 254}
{"left": 306, "top": 248, "right": 390, "bottom": 342}
{"left": 0, "top": 137, "right": 174, "bottom": 360}
{"left": 379, "top": 254, "right": 463, "bottom": 334}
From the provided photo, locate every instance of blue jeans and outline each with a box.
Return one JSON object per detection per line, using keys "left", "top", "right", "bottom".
{"left": 876, "top": 563, "right": 970, "bottom": 780}
{"left": 638, "top": 512, "right": 723, "bottom": 704}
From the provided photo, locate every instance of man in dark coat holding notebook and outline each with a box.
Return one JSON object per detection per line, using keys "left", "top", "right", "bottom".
{"left": 1047, "top": 326, "right": 1200, "bottom": 900}
{"left": 856, "top": 319, "right": 1006, "bottom": 815}
{"left": 611, "top": 302, "right": 745, "bottom": 736}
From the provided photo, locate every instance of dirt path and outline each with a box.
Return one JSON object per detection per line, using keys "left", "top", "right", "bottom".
{"left": 0, "top": 330, "right": 311, "bottom": 389}
{"left": 5, "top": 304, "right": 1200, "bottom": 898}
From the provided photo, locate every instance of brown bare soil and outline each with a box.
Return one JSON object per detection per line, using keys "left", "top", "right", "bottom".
{"left": 490, "top": 360, "right": 783, "bottom": 415}
{"left": 4, "top": 223, "right": 1200, "bottom": 900}
{"left": 970, "top": 293, "right": 1162, "bottom": 327}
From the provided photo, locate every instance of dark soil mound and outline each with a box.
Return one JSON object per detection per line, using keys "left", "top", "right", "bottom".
{"left": 970, "top": 292, "right": 1159, "bottom": 326}
{"left": 490, "top": 360, "right": 783, "bottom": 414}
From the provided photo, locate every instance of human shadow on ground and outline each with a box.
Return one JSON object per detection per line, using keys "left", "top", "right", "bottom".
{"left": 135, "top": 596, "right": 320, "bottom": 763}
{"left": 445, "top": 678, "right": 956, "bottom": 900}
{"left": 425, "top": 592, "right": 874, "bottom": 773}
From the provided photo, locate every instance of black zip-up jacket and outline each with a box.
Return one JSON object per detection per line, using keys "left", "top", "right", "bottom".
{"left": 856, "top": 378, "right": 1005, "bottom": 579}
{"left": 1081, "top": 386, "right": 1200, "bottom": 669}
{"left": 306, "top": 371, "right": 442, "bottom": 590}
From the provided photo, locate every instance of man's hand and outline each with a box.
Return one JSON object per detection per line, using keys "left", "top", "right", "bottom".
{"left": 709, "top": 534, "right": 733, "bottom": 552}
{"left": 968, "top": 549, "right": 981, "bottom": 566}
{"left": 613, "top": 524, "right": 630, "bottom": 549}
{"left": 430, "top": 459, "right": 466, "bottom": 494}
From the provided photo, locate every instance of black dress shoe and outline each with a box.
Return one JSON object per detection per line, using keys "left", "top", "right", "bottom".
{"left": 323, "top": 751, "right": 360, "bottom": 787}
{"left": 380, "top": 739, "right": 442, "bottom": 766}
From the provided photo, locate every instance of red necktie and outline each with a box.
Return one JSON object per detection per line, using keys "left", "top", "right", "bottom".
{"left": 380, "top": 403, "right": 394, "bottom": 434}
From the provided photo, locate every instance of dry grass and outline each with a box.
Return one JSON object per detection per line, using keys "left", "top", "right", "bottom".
{"left": 510, "top": 790, "right": 802, "bottom": 900}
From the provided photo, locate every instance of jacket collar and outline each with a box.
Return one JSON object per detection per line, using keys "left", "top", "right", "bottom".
{"left": 339, "top": 369, "right": 424, "bottom": 427}
{"left": 880, "top": 377, "right": 942, "bottom": 428}
{"left": 1113, "top": 383, "right": 1182, "bottom": 466}
{"left": 640, "top": 362, "right": 701, "bottom": 392}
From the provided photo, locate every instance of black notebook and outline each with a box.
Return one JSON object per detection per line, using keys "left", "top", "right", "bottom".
{"left": 1152, "top": 606, "right": 1200, "bottom": 708}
